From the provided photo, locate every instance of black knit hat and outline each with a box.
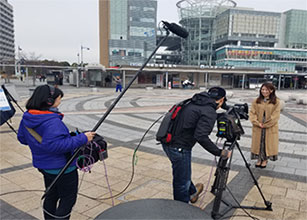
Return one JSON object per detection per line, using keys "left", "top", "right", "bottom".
{"left": 208, "top": 87, "right": 226, "bottom": 100}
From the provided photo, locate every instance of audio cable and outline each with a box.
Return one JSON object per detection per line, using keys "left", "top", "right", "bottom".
{"left": 79, "top": 114, "right": 165, "bottom": 201}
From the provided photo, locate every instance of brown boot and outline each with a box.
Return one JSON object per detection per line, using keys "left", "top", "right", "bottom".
{"left": 190, "top": 183, "right": 204, "bottom": 203}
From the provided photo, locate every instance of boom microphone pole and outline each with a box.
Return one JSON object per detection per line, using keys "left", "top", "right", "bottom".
{"left": 42, "top": 22, "right": 184, "bottom": 199}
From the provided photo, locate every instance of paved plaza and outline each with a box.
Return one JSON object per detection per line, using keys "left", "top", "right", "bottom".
{"left": 0, "top": 80, "right": 306, "bottom": 219}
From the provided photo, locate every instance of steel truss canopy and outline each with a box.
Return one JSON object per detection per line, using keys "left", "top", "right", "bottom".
{"left": 176, "top": 0, "right": 237, "bottom": 19}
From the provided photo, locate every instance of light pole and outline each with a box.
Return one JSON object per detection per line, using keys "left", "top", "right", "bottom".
{"left": 15, "top": 46, "right": 22, "bottom": 76}
{"left": 80, "top": 45, "right": 90, "bottom": 67}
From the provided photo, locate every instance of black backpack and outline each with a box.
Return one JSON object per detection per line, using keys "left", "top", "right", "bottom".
{"left": 156, "top": 98, "right": 191, "bottom": 144}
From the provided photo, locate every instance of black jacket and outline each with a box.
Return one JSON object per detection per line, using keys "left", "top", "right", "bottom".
{"left": 171, "top": 92, "right": 222, "bottom": 156}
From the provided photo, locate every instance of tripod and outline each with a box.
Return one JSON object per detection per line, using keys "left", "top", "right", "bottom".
{"left": 210, "top": 136, "right": 272, "bottom": 219}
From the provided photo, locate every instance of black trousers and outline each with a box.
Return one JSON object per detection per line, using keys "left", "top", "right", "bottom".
{"left": 39, "top": 169, "right": 78, "bottom": 219}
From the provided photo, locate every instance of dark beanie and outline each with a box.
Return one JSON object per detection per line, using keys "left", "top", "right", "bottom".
{"left": 208, "top": 87, "right": 226, "bottom": 100}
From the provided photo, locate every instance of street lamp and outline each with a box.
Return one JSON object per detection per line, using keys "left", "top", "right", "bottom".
{"left": 80, "top": 45, "right": 90, "bottom": 67}
{"left": 15, "top": 46, "right": 22, "bottom": 76}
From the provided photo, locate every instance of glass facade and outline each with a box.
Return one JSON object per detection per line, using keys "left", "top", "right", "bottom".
{"left": 177, "top": 0, "right": 237, "bottom": 66}
{"left": 180, "top": 17, "right": 214, "bottom": 66}
{"left": 110, "top": 0, "right": 128, "bottom": 40}
{"left": 177, "top": 2, "right": 285, "bottom": 66}
{"left": 108, "top": 0, "right": 157, "bottom": 67}
{"left": 284, "top": 9, "right": 307, "bottom": 49}
{"left": 214, "top": 9, "right": 281, "bottom": 49}
{"left": 216, "top": 46, "right": 307, "bottom": 73}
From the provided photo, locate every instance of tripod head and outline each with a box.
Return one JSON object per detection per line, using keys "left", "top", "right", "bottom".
{"left": 216, "top": 103, "right": 248, "bottom": 142}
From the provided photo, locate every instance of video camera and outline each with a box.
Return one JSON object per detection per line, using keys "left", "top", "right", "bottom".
{"left": 216, "top": 103, "right": 249, "bottom": 142}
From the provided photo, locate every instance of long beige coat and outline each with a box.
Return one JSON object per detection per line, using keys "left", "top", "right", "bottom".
{"left": 249, "top": 98, "right": 281, "bottom": 156}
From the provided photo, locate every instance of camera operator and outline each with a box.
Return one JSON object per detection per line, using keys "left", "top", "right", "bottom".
{"left": 162, "top": 87, "right": 231, "bottom": 204}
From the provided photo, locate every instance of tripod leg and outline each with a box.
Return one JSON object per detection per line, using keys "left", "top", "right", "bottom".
{"left": 211, "top": 168, "right": 219, "bottom": 194}
{"left": 211, "top": 157, "right": 230, "bottom": 219}
{"left": 235, "top": 142, "right": 272, "bottom": 210}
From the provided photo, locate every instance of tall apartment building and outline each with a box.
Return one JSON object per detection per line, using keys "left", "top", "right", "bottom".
{"left": 99, "top": 0, "right": 157, "bottom": 67}
{"left": 0, "top": 0, "right": 14, "bottom": 61}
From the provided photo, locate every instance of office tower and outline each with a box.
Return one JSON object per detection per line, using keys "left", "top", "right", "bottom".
{"left": 99, "top": 0, "right": 157, "bottom": 67}
{"left": 214, "top": 9, "right": 281, "bottom": 49}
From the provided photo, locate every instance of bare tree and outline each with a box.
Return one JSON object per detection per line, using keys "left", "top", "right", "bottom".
{"left": 19, "top": 51, "right": 42, "bottom": 61}
{"left": 28, "top": 52, "right": 42, "bottom": 61}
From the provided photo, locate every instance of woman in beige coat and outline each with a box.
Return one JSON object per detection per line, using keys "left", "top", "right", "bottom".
{"left": 250, "top": 83, "right": 280, "bottom": 168}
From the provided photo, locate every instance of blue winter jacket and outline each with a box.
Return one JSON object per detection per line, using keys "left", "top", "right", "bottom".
{"left": 17, "top": 110, "right": 88, "bottom": 169}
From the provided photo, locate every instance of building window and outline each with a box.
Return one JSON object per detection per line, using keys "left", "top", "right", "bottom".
{"left": 130, "top": 26, "right": 155, "bottom": 37}
{"left": 143, "top": 7, "right": 155, "bottom": 12}
{"left": 130, "top": 6, "right": 139, "bottom": 10}
{"left": 138, "top": 72, "right": 156, "bottom": 84}
{"left": 128, "top": 52, "right": 142, "bottom": 57}
{"left": 111, "top": 49, "right": 126, "bottom": 56}
{"left": 140, "top": 18, "right": 154, "bottom": 23}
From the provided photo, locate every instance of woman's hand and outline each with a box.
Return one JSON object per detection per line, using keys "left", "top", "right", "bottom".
{"left": 259, "top": 123, "right": 264, "bottom": 128}
{"left": 84, "top": 132, "right": 96, "bottom": 142}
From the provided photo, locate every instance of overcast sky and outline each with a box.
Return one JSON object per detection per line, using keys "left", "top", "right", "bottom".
{"left": 10, "top": 0, "right": 307, "bottom": 64}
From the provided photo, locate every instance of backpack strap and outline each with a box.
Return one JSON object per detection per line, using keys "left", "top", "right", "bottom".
{"left": 156, "top": 98, "right": 192, "bottom": 145}
{"left": 167, "top": 98, "right": 192, "bottom": 143}
{"left": 25, "top": 127, "right": 42, "bottom": 144}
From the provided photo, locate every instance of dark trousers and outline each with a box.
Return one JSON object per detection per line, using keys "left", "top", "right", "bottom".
{"left": 39, "top": 169, "right": 78, "bottom": 219}
{"left": 116, "top": 84, "right": 122, "bottom": 92}
{"left": 162, "top": 144, "right": 197, "bottom": 203}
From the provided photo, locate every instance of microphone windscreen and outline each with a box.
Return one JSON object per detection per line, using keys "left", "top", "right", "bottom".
{"left": 169, "top": 23, "right": 189, "bottom": 38}
{"left": 162, "top": 21, "right": 189, "bottom": 38}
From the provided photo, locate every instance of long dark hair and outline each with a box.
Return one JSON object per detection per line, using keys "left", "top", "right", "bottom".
{"left": 256, "top": 82, "right": 277, "bottom": 104}
{"left": 26, "top": 85, "right": 64, "bottom": 110}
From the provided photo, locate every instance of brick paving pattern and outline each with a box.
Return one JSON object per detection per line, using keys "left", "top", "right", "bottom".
{"left": 0, "top": 80, "right": 306, "bottom": 219}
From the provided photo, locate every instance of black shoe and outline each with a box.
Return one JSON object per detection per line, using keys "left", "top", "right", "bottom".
{"left": 260, "top": 161, "right": 268, "bottom": 168}
{"left": 255, "top": 161, "right": 262, "bottom": 168}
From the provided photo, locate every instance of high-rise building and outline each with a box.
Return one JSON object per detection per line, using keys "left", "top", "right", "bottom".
{"left": 213, "top": 8, "right": 307, "bottom": 75}
{"left": 0, "top": 0, "right": 15, "bottom": 61}
{"left": 283, "top": 9, "right": 307, "bottom": 49}
{"left": 99, "top": 0, "right": 157, "bottom": 67}
{"left": 214, "top": 9, "right": 281, "bottom": 49}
